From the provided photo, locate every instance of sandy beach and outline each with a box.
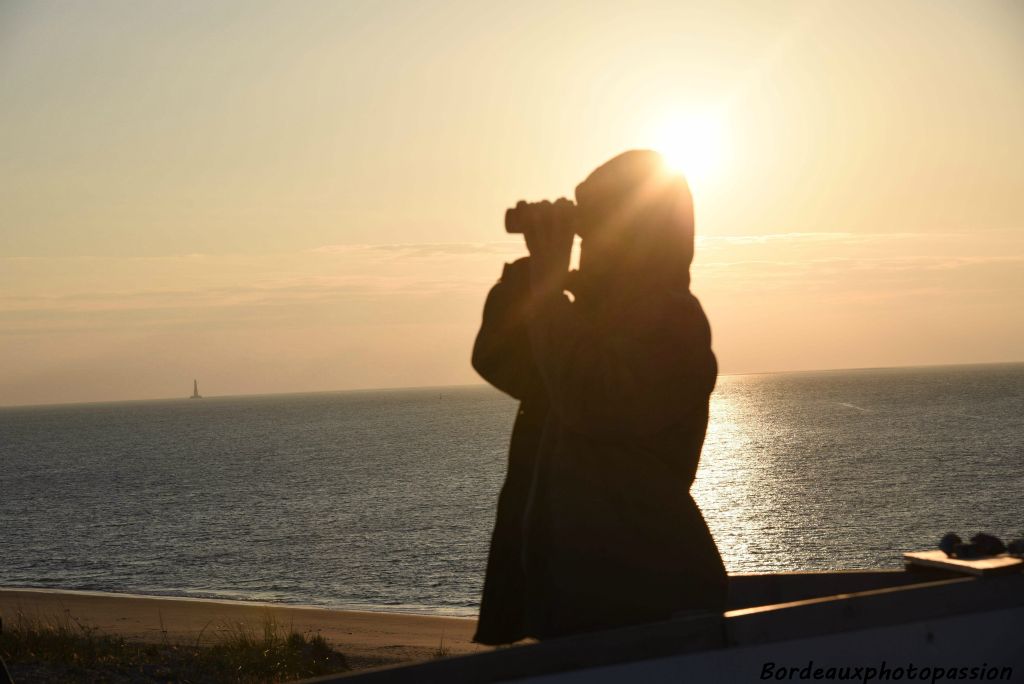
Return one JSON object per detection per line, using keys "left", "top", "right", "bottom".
{"left": 0, "top": 588, "right": 488, "bottom": 672}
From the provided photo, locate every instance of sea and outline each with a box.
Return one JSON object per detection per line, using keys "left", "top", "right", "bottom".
{"left": 1, "top": 363, "right": 1021, "bottom": 617}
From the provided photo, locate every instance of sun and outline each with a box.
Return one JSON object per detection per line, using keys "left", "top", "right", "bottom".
{"left": 650, "top": 113, "right": 728, "bottom": 184}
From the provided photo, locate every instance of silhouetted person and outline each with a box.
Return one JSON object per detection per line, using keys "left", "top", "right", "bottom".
{"left": 472, "top": 150, "right": 726, "bottom": 644}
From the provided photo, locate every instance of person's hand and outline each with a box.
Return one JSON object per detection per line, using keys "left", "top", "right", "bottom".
{"left": 515, "top": 199, "right": 575, "bottom": 294}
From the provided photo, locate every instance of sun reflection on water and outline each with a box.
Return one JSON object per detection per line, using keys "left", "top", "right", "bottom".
{"left": 695, "top": 374, "right": 853, "bottom": 573}
{"left": 692, "top": 377, "right": 766, "bottom": 573}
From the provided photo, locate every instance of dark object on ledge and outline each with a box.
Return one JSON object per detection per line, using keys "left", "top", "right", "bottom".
{"left": 939, "top": 532, "right": 1007, "bottom": 559}
{"left": 1008, "top": 539, "right": 1024, "bottom": 557}
{"left": 939, "top": 532, "right": 961, "bottom": 557}
{"left": 970, "top": 533, "right": 1007, "bottom": 556}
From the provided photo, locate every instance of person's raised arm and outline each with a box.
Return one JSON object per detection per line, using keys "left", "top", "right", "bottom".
{"left": 471, "top": 258, "right": 541, "bottom": 400}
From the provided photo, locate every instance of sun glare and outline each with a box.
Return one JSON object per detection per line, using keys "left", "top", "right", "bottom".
{"left": 651, "top": 114, "right": 728, "bottom": 184}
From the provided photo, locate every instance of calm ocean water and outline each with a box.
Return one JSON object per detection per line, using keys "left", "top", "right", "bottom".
{"left": 2, "top": 364, "right": 1022, "bottom": 617}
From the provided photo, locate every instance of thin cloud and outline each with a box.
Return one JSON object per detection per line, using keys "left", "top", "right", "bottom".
{"left": 3, "top": 231, "right": 1020, "bottom": 334}
{"left": 311, "top": 241, "right": 523, "bottom": 258}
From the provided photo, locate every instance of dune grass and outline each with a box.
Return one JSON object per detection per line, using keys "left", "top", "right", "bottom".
{"left": 0, "top": 607, "right": 349, "bottom": 683}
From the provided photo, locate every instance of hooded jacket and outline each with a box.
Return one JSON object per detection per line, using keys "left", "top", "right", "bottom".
{"left": 472, "top": 151, "right": 726, "bottom": 643}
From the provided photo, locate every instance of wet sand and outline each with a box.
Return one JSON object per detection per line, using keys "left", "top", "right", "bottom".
{"left": 0, "top": 588, "right": 487, "bottom": 671}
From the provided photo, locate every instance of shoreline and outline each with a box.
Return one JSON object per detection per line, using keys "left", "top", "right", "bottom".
{"left": 0, "top": 585, "right": 478, "bottom": 619}
{"left": 0, "top": 587, "right": 487, "bottom": 672}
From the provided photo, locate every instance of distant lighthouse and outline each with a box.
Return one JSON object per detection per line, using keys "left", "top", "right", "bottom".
{"left": 191, "top": 379, "right": 202, "bottom": 399}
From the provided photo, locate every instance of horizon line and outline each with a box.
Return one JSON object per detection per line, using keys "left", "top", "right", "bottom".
{"left": 2, "top": 359, "right": 1022, "bottom": 411}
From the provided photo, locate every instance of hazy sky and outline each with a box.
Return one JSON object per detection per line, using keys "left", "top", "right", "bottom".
{"left": 2, "top": 0, "right": 1022, "bottom": 406}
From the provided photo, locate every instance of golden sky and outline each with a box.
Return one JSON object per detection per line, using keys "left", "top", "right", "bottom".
{"left": 1, "top": 0, "right": 1022, "bottom": 405}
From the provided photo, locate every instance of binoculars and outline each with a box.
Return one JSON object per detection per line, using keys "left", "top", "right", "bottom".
{"left": 505, "top": 198, "right": 578, "bottom": 235}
